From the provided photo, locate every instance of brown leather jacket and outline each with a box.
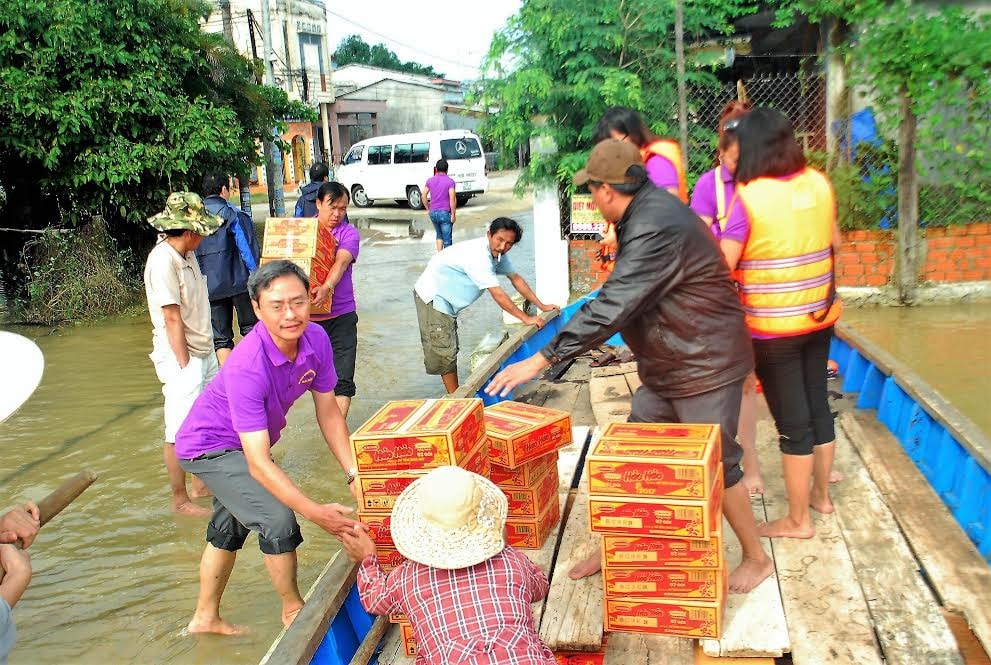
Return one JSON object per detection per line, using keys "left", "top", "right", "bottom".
{"left": 542, "top": 183, "right": 753, "bottom": 398}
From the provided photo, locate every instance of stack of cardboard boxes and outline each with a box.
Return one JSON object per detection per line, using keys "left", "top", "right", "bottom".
{"left": 587, "top": 423, "right": 727, "bottom": 639}
{"left": 350, "top": 398, "right": 489, "bottom": 657}
{"left": 260, "top": 218, "right": 334, "bottom": 314}
{"left": 484, "top": 401, "right": 572, "bottom": 550}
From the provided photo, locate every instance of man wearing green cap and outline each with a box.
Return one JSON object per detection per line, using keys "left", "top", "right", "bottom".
{"left": 144, "top": 192, "right": 224, "bottom": 517}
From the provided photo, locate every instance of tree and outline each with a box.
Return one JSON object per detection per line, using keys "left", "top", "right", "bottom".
{"left": 0, "top": 0, "right": 314, "bottom": 233}
{"left": 477, "top": 0, "right": 756, "bottom": 189}
{"left": 333, "top": 34, "right": 445, "bottom": 78}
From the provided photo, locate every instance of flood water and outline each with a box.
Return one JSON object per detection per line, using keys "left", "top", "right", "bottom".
{"left": 0, "top": 212, "right": 537, "bottom": 665}
{"left": 841, "top": 302, "right": 991, "bottom": 437}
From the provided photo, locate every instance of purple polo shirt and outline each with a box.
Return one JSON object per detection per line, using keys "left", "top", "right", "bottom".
{"left": 174, "top": 322, "right": 337, "bottom": 459}
{"left": 645, "top": 154, "right": 680, "bottom": 191}
{"left": 425, "top": 173, "right": 456, "bottom": 212}
{"left": 690, "top": 166, "right": 750, "bottom": 243}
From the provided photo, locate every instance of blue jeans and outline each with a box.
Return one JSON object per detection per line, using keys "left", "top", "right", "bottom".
{"left": 429, "top": 210, "right": 453, "bottom": 248}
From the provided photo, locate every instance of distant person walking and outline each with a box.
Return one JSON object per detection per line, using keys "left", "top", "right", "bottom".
{"left": 144, "top": 192, "right": 224, "bottom": 517}
{"left": 295, "top": 162, "right": 330, "bottom": 218}
{"left": 198, "top": 172, "right": 261, "bottom": 366}
{"left": 422, "top": 159, "right": 457, "bottom": 252}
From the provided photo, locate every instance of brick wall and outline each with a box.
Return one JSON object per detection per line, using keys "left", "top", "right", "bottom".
{"left": 568, "top": 222, "right": 991, "bottom": 294}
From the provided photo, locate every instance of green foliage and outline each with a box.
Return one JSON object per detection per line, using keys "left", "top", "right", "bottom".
{"left": 333, "top": 34, "right": 445, "bottom": 78}
{"left": 0, "top": 0, "right": 312, "bottom": 228}
{"left": 16, "top": 218, "right": 140, "bottom": 324}
{"left": 476, "top": 0, "right": 757, "bottom": 189}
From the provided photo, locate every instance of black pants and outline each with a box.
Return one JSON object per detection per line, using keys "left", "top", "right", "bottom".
{"left": 629, "top": 378, "right": 746, "bottom": 490}
{"left": 753, "top": 327, "right": 835, "bottom": 456}
{"left": 210, "top": 291, "right": 258, "bottom": 351}
{"left": 315, "top": 311, "right": 358, "bottom": 398}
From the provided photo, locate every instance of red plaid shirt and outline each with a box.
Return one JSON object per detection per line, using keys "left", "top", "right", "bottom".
{"left": 357, "top": 546, "right": 556, "bottom": 664}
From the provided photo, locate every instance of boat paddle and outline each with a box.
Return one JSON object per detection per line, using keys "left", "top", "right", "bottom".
{"left": 13, "top": 469, "right": 98, "bottom": 549}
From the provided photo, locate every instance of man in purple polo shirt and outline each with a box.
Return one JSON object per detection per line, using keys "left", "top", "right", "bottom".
{"left": 175, "top": 260, "right": 359, "bottom": 636}
{"left": 422, "top": 159, "right": 457, "bottom": 252}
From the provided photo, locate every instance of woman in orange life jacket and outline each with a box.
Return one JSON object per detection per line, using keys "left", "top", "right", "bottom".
{"left": 689, "top": 101, "right": 767, "bottom": 496}
{"left": 593, "top": 107, "right": 688, "bottom": 268}
{"left": 728, "top": 107, "right": 843, "bottom": 540}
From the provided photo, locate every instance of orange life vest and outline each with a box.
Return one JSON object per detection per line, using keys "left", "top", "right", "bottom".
{"left": 733, "top": 167, "right": 842, "bottom": 337}
{"left": 641, "top": 140, "right": 688, "bottom": 203}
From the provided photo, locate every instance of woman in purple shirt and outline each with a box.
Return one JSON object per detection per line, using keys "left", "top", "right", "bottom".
{"left": 689, "top": 101, "right": 766, "bottom": 495}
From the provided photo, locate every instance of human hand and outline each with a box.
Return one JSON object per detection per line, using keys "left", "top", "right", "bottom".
{"left": 484, "top": 354, "right": 550, "bottom": 397}
{"left": 306, "top": 503, "right": 356, "bottom": 537}
{"left": 339, "top": 524, "right": 376, "bottom": 563}
{"left": 538, "top": 303, "right": 560, "bottom": 314}
{"left": 524, "top": 315, "right": 547, "bottom": 330}
{"left": 0, "top": 543, "right": 31, "bottom": 577}
{"left": 310, "top": 283, "right": 333, "bottom": 308}
{"left": 0, "top": 502, "right": 40, "bottom": 548}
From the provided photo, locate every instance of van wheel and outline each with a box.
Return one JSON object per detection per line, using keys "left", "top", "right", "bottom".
{"left": 456, "top": 194, "right": 471, "bottom": 207}
{"left": 406, "top": 186, "right": 423, "bottom": 210}
{"left": 352, "top": 185, "right": 372, "bottom": 208}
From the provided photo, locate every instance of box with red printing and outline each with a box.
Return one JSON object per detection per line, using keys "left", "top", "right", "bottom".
{"left": 484, "top": 401, "right": 572, "bottom": 468}
{"left": 587, "top": 433, "right": 721, "bottom": 499}
{"left": 589, "top": 472, "right": 723, "bottom": 539}
{"left": 603, "top": 566, "right": 724, "bottom": 600}
{"left": 399, "top": 621, "right": 418, "bottom": 657}
{"left": 505, "top": 492, "right": 560, "bottom": 549}
{"left": 261, "top": 218, "right": 334, "bottom": 314}
{"left": 351, "top": 399, "right": 485, "bottom": 473}
{"left": 604, "top": 594, "right": 726, "bottom": 638}
{"left": 490, "top": 451, "right": 558, "bottom": 487}
{"left": 355, "top": 438, "right": 489, "bottom": 512}
{"left": 602, "top": 532, "right": 722, "bottom": 569}
{"left": 503, "top": 464, "right": 559, "bottom": 518}
{"left": 553, "top": 651, "right": 606, "bottom": 665}
{"left": 389, "top": 612, "right": 407, "bottom": 624}
{"left": 599, "top": 422, "right": 721, "bottom": 446}
{"left": 375, "top": 547, "right": 406, "bottom": 572}
{"left": 357, "top": 511, "right": 394, "bottom": 550}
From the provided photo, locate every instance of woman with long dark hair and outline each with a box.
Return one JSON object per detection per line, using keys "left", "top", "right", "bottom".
{"left": 727, "top": 107, "right": 842, "bottom": 539}
{"left": 595, "top": 107, "right": 687, "bottom": 201}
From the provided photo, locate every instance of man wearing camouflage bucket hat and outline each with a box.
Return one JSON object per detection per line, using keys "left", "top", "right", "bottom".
{"left": 143, "top": 192, "right": 224, "bottom": 517}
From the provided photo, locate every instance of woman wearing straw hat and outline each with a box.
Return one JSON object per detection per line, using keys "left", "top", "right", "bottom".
{"left": 341, "top": 466, "right": 556, "bottom": 664}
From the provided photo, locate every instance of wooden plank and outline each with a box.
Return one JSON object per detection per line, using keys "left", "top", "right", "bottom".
{"left": 624, "top": 369, "right": 642, "bottom": 395}
{"left": 601, "top": 632, "right": 694, "bottom": 665}
{"left": 590, "top": 361, "right": 638, "bottom": 378}
{"left": 374, "top": 624, "right": 408, "bottom": 665}
{"left": 349, "top": 615, "right": 390, "bottom": 665}
{"left": 538, "top": 477, "right": 604, "bottom": 651}
{"left": 831, "top": 424, "right": 963, "bottom": 664}
{"left": 695, "top": 641, "right": 775, "bottom": 664}
{"left": 840, "top": 411, "right": 991, "bottom": 656}
{"left": 700, "top": 494, "right": 789, "bottom": 658}
{"left": 589, "top": 374, "right": 633, "bottom": 426}
{"left": 756, "top": 420, "right": 883, "bottom": 665}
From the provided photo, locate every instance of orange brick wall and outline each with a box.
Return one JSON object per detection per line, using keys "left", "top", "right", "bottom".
{"left": 569, "top": 222, "right": 991, "bottom": 294}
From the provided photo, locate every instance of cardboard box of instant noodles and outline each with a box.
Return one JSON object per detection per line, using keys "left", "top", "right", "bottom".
{"left": 589, "top": 472, "right": 723, "bottom": 539}
{"left": 374, "top": 546, "right": 406, "bottom": 573}
{"left": 351, "top": 399, "right": 485, "bottom": 473}
{"left": 505, "top": 492, "right": 560, "bottom": 549}
{"left": 602, "top": 566, "right": 724, "bottom": 600}
{"left": 604, "top": 571, "right": 727, "bottom": 639}
{"left": 260, "top": 217, "right": 334, "bottom": 314}
{"left": 490, "top": 451, "right": 558, "bottom": 487}
{"left": 502, "top": 463, "right": 559, "bottom": 519}
{"left": 399, "top": 621, "right": 418, "bottom": 657}
{"left": 483, "top": 401, "right": 572, "bottom": 468}
{"left": 601, "top": 531, "right": 723, "bottom": 569}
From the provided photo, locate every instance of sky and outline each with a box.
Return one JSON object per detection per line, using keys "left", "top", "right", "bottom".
{"left": 324, "top": 1, "right": 522, "bottom": 81}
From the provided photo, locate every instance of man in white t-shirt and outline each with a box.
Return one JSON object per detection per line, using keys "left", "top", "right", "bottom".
{"left": 413, "top": 217, "right": 558, "bottom": 393}
{"left": 143, "top": 192, "right": 223, "bottom": 517}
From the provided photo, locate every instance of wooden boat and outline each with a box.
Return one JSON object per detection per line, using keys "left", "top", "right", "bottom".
{"left": 262, "top": 295, "right": 991, "bottom": 665}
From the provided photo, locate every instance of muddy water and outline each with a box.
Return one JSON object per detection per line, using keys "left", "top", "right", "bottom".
{"left": 840, "top": 302, "right": 991, "bottom": 437}
{"left": 0, "top": 213, "right": 537, "bottom": 664}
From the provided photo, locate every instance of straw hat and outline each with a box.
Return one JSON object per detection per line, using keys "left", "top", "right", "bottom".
{"left": 0, "top": 331, "right": 44, "bottom": 424}
{"left": 390, "top": 466, "right": 507, "bottom": 570}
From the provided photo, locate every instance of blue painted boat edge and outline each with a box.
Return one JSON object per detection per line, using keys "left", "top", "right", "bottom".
{"left": 831, "top": 325, "right": 991, "bottom": 563}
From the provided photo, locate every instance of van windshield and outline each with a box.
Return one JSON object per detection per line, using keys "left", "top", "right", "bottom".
{"left": 440, "top": 138, "right": 482, "bottom": 161}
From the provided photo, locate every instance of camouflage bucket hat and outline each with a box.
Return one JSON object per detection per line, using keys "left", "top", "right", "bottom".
{"left": 147, "top": 192, "right": 223, "bottom": 235}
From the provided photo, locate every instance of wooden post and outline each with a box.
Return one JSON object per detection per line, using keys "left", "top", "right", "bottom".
{"left": 674, "top": 0, "right": 689, "bottom": 171}
{"left": 896, "top": 89, "right": 919, "bottom": 305}
{"left": 823, "top": 18, "right": 849, "bottom": 162}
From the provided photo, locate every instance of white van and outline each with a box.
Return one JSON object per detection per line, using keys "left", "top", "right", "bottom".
{"left": 336, "top": 130, "right": 488, "bottom": 209}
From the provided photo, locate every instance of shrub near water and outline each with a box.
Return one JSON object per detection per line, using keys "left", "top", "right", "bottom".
{"left": 17, "top": 218, "right": 139, "bottom": 324}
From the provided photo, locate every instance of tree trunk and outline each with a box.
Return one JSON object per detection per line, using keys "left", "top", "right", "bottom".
{"left": 896, "top": 90, "right": 919, "bottom": 305}
{"left": 674, "top": 0, "right": 689, "bottom": 171}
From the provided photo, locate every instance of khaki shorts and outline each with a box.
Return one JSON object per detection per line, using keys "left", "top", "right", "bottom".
{"left": 152, "top": 353, "right": 219, "bottom": 442}
{"left": 414, "top": 293, "right": 458, "bottom": 375}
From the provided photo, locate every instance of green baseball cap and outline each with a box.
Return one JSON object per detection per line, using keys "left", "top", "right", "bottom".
{"left": 147, "top": 192, "right": 223, "bottom": 235}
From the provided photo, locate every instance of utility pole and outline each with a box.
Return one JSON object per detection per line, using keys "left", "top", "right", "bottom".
{"left": 896, "top": 90, "right": 919, "bottom": 305}
{"left": 259, "top": 0, "right": 286, "bottom": 216}
{"left": 675, "top": 0, "right": 689, "bottom": 173}
{"left": 220, "top": 0, "right": 252, "bottom": 219}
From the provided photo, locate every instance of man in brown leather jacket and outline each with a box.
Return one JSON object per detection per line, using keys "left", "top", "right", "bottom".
{"left": 486, "top": 139, "right": 774, "bottom": 594}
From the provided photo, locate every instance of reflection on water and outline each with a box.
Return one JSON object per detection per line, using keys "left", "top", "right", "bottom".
{"left": 0, "top": 215, "right": 537, "bottom": 664}
{"left": 841, "top": 302, "right": 991, "bottom": 437}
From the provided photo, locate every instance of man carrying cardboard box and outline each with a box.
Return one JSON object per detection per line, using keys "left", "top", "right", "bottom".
{"left": 485, "top": 140, "right": 774, "bottom": 594}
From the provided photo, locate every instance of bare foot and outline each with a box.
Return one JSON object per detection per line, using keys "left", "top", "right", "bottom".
{"left": 729, "top": 554, "right": 775, "bottom": 593}
{"left": 173, "top": 501, "right": 211, "bottom": 517}
{"left": 568, "top": 552, "right": 602, "bottom": 580}
{"left": 282, "top": 606, "right": 303, "bottom": 627}
{"left": 187, "top": 616, "right": 248, "bottom": 636}
{"left": 829, "top": 470, "right": 844, "bottom": 483}
{"left": 810, "top": 489, "right": 834, "bottom": 514}
{"left": 742, "top": 472, "right": 765, "bottom": 495}
{"left": 757, "top": 516, "right": 815, "bottom": 539}
{"left": 190, "top": 486, "right": 213, "bottom": 499}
